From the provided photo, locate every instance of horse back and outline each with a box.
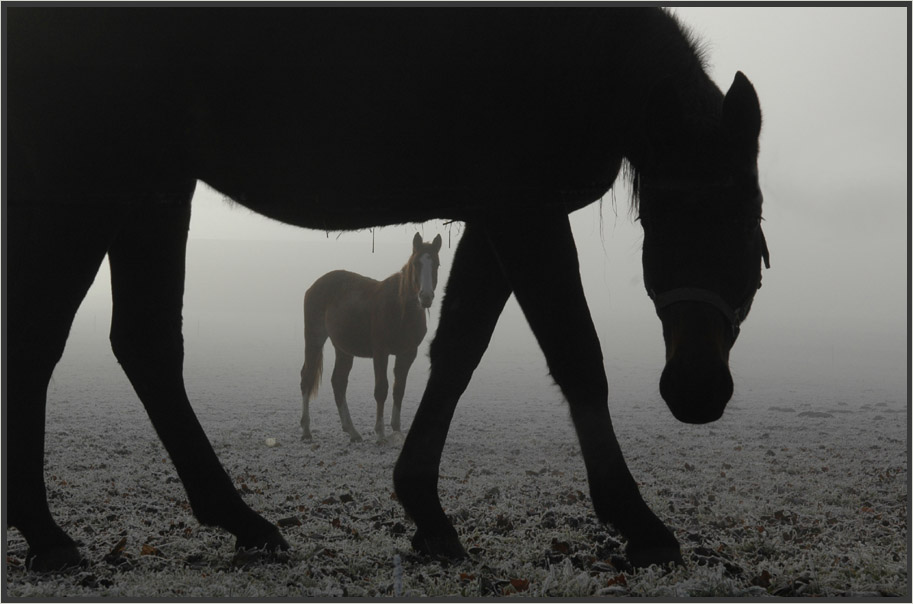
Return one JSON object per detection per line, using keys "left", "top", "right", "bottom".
{"left": 7, "top": 8, "right": 673, "bottom": 219}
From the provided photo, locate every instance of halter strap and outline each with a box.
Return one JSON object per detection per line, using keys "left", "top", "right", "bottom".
{"left": 650, "top": 287, "right": 744, "bottom": 338}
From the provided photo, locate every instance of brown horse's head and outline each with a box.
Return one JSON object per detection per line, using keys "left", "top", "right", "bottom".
{"left": 637, "top": 72, "right": 769, "bottom": 424}
{"left": 404, "top": 233, "right": 442, "bottom": 309}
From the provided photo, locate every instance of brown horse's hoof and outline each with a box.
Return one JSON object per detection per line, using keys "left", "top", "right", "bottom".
{"left": 411, "top": 527, "right": 467, "bottom": 561}
{"left": 26, "top": 544, "right": 85, "bottom": 572}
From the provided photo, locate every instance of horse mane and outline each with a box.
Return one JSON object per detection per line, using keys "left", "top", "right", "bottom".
{"left": 398, "top": 252, "right": 418, "bottom": 307}
{"left": 621, "top": 9, "right": 719, "bottom": 218}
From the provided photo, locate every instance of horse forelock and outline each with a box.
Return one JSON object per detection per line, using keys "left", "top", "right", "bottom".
{"left": 399, "top": 246, "right": 433, "bottom": 300}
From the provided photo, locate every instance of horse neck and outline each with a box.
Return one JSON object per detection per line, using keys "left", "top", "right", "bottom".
{"left": 394, "top": 259, "right": 423, "bottom": 318}
{"left": 589, "top": 9, "right": 725, "bottom": 170}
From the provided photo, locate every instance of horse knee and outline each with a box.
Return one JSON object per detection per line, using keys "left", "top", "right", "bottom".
{"left": 549, "top": 356, "right": 609, "bottom": 404}
{"left": 110, "top": 321, "right": 182, "bottom": 375}
{"left": 374, "top": 378, "right": 389, "bottom": 403}
{"left": 392, "top": 382, "right": 406, "bottom": 402}
{"left": 330, "top": 372, "right": 348, "bottom": 393}
{"left": 428, "top": 337, "right": 482, "bottom": 383}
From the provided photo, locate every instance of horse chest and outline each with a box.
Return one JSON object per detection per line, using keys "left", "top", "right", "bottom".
{"left": 373, "top": 310, "right": 427, "bottom": 356}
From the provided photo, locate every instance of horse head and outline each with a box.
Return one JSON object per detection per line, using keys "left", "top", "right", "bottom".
{"left": 637, "top": 72, "right": 770, "bottom": 424}
{"left": 407, "top": 233, "right": 442, "bottom": 309}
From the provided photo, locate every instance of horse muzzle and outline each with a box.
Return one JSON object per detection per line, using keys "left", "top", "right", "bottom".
{"left": 654, "top": 298, "right": 735, "bottom": 424}
{"left": 419, "top": 291, "right": 434, "bottom": 308}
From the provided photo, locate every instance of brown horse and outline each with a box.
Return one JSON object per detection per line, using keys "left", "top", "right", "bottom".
{"left": 299, "top": 233, "right": 442, "bottom": 443}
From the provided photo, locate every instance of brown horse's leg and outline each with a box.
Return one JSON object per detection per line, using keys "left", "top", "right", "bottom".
{"left": 300, "top": 322, "right": 328, "bottom": 442}
{"left": 391, "top": 348, "right": 417, "bottom": 432}
{"left": 106, "top": 188, "right": 287, "bottom": 555}
{"left": 7, "top": 201, "right": 118, "bottom": 571}
{"left": 393, "top": 224, "right": 511, "bottom": 559}
{"left": 330, "top": 346, "right": 361, "bottom": 442}
{"left": 372, "top": 354, "right": 390, "bottom": 442}
{"left": 484, "top": 211, "right": 682, "bottom": 568}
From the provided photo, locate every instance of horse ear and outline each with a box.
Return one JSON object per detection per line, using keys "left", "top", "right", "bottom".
{"left": 413, "top": 232, "right": 422, "bottom": 251}
{"left": 432, "top": 234, "right": 442, "bottom": 253}
{"left": 721, "top": 72, "right": 762, "bottom": 154}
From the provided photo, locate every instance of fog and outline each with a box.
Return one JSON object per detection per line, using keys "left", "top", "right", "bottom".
{"left": 60, "top": 6, "right": 907, "bottom": 416}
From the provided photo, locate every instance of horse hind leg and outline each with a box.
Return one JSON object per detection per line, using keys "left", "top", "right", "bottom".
{"left": 7, "top": 200, "right": 118, "bottom": 571}
{"left": 106, "top": 188, "right": 287, "bottom": 555}
{"left": 330, "top": 347, "right": 361, "bottom": 442}
{"left": 300, "top": 299, "right": 328, "bottom": 441}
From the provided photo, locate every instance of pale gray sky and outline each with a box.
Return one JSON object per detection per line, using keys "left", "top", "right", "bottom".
{"left": 72, "top": 7, "right": 909, "bottom": 404}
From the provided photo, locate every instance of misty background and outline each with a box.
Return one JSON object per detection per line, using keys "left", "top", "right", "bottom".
{"left": 56, "top": 6, "right": 907, "bottom": 426}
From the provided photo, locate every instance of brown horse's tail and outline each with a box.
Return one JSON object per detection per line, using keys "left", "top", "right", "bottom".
{"left": 300, "top": 284, "right": 327, "bottom": 403}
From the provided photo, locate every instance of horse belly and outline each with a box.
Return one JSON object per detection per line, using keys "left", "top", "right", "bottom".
{"left": 324, "top": 302, "right": 375, "bottom": 359}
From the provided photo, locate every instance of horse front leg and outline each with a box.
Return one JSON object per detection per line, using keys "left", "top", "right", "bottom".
{"left": 372, "top": 354, "right": 390, "bottom": 442}
{"left": 484, "top": 210, "right": 682, "bottom": 568}
{"left": 330, "top": 347, "right": 361, "bottom": 442}
{"left": 7, "top": 201, "right": 117, "bottom": 571}
{"left": 106, "top": 188, "right": 287, "bottom": 556}
{"left": 393, "top": 224, "right": 511, "bottom": 559}
{"left": 391, "top": 348, "right": 417, "bottom": 433}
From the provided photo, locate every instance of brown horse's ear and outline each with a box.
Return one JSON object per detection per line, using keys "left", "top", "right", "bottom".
{"left": 432, "top": 234, "right": 442, "bottom": 253}
{"left": 722, "top": 71, "right": 762, "bottom": 155}
{"left": 413, "top": 232, "right": 423, "bottom": 252}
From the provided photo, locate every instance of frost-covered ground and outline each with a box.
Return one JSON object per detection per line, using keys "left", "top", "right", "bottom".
{"left": 5, "top": 316, "right": 909, "bottom": 599}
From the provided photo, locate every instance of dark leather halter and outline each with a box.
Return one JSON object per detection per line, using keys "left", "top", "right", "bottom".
{"left": 650, "top": 287, "right": 746, "bottom": 338}
{"left": 649, "top": 227, "right": 770, "bottom": 339}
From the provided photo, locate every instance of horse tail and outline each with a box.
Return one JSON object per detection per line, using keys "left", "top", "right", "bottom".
{"left": 300, "top": 283, "right": 328, "bottom": 403}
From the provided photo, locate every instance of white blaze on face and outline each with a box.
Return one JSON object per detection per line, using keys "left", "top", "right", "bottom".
{"left": 418, "top": 253, "right": 435, "bottom": 307}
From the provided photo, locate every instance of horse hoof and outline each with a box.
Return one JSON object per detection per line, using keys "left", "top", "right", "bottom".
{"left": 235, "top": 525, "right": 289, "bottom": 553}
{"left": 300, "top": 434, "right": 312, "bottom": 443}
{"left": 384, "top": 431, "right": 405, "bottom": 447}
{"left": 624, "top": 539, "right": 684, "bottom": 568}
{"left": 26, "top": 544, "right": 85, "bottom": 572}
{"left": 232, "top": 545, "right": 290, "bottom": 567}
{"left": 349, "top": 433, "right": 363, "bottom": 443}
{"left": 411, "top": 528, "right": 467, "bottom": 561}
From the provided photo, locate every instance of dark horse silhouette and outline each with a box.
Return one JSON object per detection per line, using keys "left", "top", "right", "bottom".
{"left": 7, "top": 9, "right": 769, "bottom": 571}
{"left": 299, "top": 233, "right": 442, "bottom": 443}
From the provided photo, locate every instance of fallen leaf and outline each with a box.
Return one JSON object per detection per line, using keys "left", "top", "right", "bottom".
{"left": 751, "top": 570, "right": 772, "bottom": 588}
{"left": 277, "top": 516, "right": 301, "bottom": 528}
{"left": 607, "top": 574, "right": 627, "bottom": 587}
{"left": 107, "top": 537, "right": 127, "bottom": 558}
{"left": 551, "top": 539, "right": 570, "bottom": 555}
